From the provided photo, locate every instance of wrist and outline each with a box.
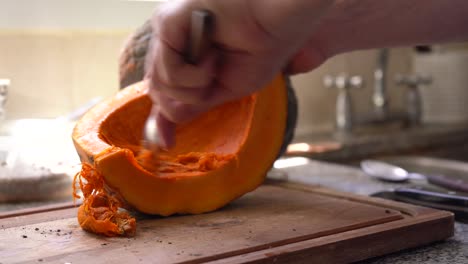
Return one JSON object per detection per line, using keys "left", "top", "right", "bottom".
{"left": 310, "top": 0, "right": 368, "bottom": 57}
{"left": 316, "top": 0, "right": 468, "bottom": 57}
{"left": 252, "top": 0, "right": 336, "bottom": 46}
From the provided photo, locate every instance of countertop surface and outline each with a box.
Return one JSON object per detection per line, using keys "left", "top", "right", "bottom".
{"left": 290, "top": 123, "right": 468, "bottom": 163}
{"left": 1, "top": 157, "right": 467, "bottom": 263}
{"left": 270, "top": 159, "right": 468, "bottom": 263}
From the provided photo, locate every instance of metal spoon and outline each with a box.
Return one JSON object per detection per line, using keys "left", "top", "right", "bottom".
{"left": 361, "top": 159, "right": 468, "bottom": 193}
{"left": 143, "top": 9, "right": 213, "bottom": 153}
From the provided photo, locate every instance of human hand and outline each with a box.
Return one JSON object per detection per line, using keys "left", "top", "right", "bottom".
{"left": 145, "top": 0, "right": 334, "bottom": 148}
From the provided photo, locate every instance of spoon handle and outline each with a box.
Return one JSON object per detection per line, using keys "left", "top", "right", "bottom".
{"left": 424, "top": 174, "right": 468, "bottom": 194}
{"left": 186, "top": 9, "right": 213, "bottom": 64}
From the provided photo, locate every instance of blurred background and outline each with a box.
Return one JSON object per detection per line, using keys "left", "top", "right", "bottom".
{"left": 0, "top": 0, "right": 161, "bottom": 209}
{"left": 0, "top": 0, "right": 158, "bottom": 119}
{"left": 2, "top": 0, "right": 468, "bottom": 135}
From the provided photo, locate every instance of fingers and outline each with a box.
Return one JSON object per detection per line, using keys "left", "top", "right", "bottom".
{"left": 149, "top": 49, "right": 282, "bottom": 125}
{"left": 152, "top": 90, "right": 208, "bottom": 124}
{"left": 149, "top": 41, "right": 218, "bottom": 104}
{"left": 147, "top": 2, "right": 219, "bottom": 105}
{"left": 145, "top": 0, "right": 302, "bottom": 126}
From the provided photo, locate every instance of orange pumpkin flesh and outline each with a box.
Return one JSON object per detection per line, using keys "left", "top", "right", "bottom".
{"left": 72, "top": 75, "right": 287, "bottom": 236}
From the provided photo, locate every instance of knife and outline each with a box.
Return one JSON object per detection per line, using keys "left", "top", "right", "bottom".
{"left": 371, "top": 187, "right": 468, "bottom": 222}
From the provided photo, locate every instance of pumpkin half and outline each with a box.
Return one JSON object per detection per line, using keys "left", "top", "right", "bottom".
{"left": 72, "top": 75, "right": 288, "bottom": 236}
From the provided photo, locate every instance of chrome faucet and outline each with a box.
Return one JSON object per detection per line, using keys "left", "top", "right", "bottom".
{"left": 395, "top": 74, "right": 432, "bottom": 125}
{"left": 324, "top": 74, "right": 364, "bottom": 133}
{"left": 0, "top": 79, "right": 10, "bottom": 121}
{"left": 373, "top": 49, "right": 389, "bottom": 119}
{"left": 325, "top": 48, "right": 425, "bottom": 135}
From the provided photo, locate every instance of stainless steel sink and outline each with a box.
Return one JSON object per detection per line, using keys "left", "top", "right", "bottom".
{"left": 0, "top": 119, "right": 79, "bottom": 203}
{"left": 0, "top": 150, "right": 7, "bottom": 164}
{"left": 0, "top": 135, "right": 13, "bottom": 164}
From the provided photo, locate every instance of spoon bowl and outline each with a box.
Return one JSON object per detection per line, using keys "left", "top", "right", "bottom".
{"left": 361, "top": 160, "right": 420, "bottom": 182}
{"left": 361, "top": 159, "right": 468, "bottom": 193}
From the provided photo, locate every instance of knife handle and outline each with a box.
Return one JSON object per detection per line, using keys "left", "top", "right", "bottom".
{"left": 394, "top": 188, "right": 468, "bottom": 207}
{"left": 393, "top": 188, "right": 468, "bottom": 221}
{"left": 425, "top": 174, "right": 468, "bottom": 194}
{"left": 186, "top": 9, "right": 213, "bottom": 65}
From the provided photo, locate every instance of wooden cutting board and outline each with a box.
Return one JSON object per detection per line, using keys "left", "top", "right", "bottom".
{"left": 0, "top": 181, "right": 453, "bottom": 263}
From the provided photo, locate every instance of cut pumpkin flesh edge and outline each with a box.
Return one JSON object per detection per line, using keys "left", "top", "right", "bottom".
{"left": 72, "top": 76, "right": 287, "bottom": 237}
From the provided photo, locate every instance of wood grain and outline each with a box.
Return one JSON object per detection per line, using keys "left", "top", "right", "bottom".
{"left": 0, "top": 183, "right": 453, "bottom": 264}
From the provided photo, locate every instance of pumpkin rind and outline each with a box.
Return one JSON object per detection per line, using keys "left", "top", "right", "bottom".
{"left": 73, "top": 76, "right": 287, "bottom": 216}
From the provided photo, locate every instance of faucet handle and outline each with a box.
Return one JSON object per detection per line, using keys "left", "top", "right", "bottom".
{"left": 0, "top": 79, "right": 10, "bottom": 120}
{"left": 324, "top": 74, "right": 363, "bottom": 134}
{"left": 395, "top": 74, "right": 430, "bottom": 126}
{"left": 395, "top": 74, "right": 432, "bottom": 88}
{"left": 0, "top": 79, "right": 9, "bottom": 95}
{"left": 323, "top": 74, "right": 364, "bottom": 90}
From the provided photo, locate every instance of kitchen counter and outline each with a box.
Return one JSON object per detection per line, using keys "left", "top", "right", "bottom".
{"left": 270, "top": 159, "right": 468, "bottom": 263}
{"left": 290, "top": 123, "right": 468, "bottom": 163}
{"left": 1, "top": 156, "right": 467, "bottom": 262}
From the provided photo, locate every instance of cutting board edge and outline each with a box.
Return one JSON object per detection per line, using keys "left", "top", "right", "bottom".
{"left": 268, "top": 180, "right": 441, "bottom": 217}
{"left": 205, "top": 209, "right": 454, "bottom": 264}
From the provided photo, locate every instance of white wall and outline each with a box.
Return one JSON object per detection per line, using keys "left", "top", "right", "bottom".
{"left": 0, "top": 0, "right": 162, "bottom": 30}
{"left": 0, "top": 0, "right": 166, "bottom": 119}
